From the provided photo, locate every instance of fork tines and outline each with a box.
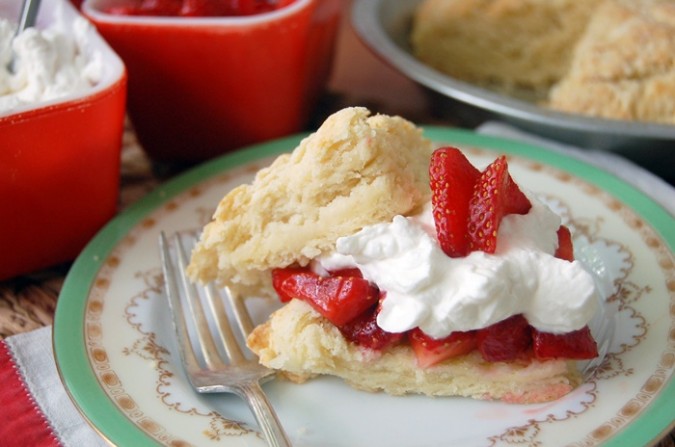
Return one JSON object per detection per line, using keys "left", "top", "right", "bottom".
{"left": 159, "top": 231, "right": 291, "bottom": 447}
{"left": 160, "top": 231, "right": 258, "bottom": 375}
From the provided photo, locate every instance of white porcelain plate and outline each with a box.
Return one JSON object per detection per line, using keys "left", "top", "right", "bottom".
{"left": 54, "top": 128, "right": 675, "bottom": 447}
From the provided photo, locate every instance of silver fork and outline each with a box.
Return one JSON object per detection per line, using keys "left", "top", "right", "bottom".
{"left": 159, "top": 231, "right": 292, "bottom": 447}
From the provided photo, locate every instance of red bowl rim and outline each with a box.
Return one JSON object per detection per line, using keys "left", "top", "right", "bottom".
{"left": 82, "top": 0, "right": 313, "bottom": 27}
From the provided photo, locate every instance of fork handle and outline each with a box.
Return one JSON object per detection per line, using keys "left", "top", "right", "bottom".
{"left": 238, "top": 381, "right": 292, "bottom": 447}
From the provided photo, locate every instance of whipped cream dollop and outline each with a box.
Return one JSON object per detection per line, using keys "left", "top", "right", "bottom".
{"left": 316, "top": 194, "right": 599, "bottom": 338}
{"left": 0, "top": 7, "right": 103, "bottom": 112}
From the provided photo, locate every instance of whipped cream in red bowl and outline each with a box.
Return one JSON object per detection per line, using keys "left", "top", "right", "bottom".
{"left": 0, "top": 0, "right": 126, "bottom": 280}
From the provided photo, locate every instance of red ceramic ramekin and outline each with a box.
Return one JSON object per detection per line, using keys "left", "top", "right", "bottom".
{"left": 0, "top": 0, "right": 127, "bottom": 280}
{"left": 83, "top": 0, "right": 340, "bottom": 163}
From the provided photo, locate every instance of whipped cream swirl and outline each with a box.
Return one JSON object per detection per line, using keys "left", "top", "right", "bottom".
{"left": 315, "top": 194, "right": 599, "bottom": 338}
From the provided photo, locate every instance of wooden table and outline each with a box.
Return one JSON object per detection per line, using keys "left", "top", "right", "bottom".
{"left": 1, "top": 2, "right": 673, "bottom": 445}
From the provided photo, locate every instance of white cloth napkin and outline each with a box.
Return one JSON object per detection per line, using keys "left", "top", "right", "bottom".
{"left": 4, "top": 326, "right": 108, "bottom": 446}
{"left": 4, "top": 123, "right": 673, "bottom": 446}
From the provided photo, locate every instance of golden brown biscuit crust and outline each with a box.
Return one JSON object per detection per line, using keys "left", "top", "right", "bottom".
{"left": 188, "top": 107, "right": 434, "bottom": 296}
{"left": 411, "top": 0, "right": 603, "bottom": 94}
{"left": 547, "top": 0, "right": 675, "bottom": 124}
{"left": 412, "top": 0, "right": 675, "bottom": 124}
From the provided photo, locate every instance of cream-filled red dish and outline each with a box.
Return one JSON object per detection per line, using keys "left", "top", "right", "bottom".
{"left": 188, "top": 107, "right": 599, "bottom": 403}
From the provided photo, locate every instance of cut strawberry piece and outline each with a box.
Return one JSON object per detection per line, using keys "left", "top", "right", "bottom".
{"left": 179, "top": 0, "right": 230, "bottom": 16}
{"left": 410, "top": 328, "right": 477, "bottom": 368}
{"left": 271, "top": 267, "right": 379, "bottom": 326}
{"left": 328, "top": 268, "right": 363, "bottom": 278}
{"left": 227, "top": 0, "right": 285, "bottom": 15}
{"left": 429, "top": 147, "right": 481, "bottom": 257}
{"left": 532, "top": 326, "right": 598, "bottom": 360}
{"left": 468, "top": 156, "right": 531, "bottom": 254}
{"left": 103, "top": 5, "right": 143, "bottom": 14}
{"left": 271, "top": 267, "right": 309, "bottom": 303}
{"left": 339, "top": 307, "right": 404, "bottom": 351}
{"left": 103, "top": 0, "right": 294, "bottom": 16}
{"left": 139, "top": 0, "right": 182, "bottom": 15}
{"left": 554, "top": 225, "right": 574, "bottom": 262}
{"left": 476, "top": 314, "right": 532, "bottom": 362}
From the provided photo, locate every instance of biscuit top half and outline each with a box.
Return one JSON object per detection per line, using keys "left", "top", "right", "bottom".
{"left": 188, "top": 107, "right": 434, "bottom": 296}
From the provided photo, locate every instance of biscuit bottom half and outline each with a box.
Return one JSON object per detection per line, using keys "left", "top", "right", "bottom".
{"left": 247, "top": 300, "right": 582, "bottom": 404}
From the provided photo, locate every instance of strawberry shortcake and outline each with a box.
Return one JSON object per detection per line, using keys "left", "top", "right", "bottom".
{"left": 188, "top": 107, "right": 599, "bottom": 403}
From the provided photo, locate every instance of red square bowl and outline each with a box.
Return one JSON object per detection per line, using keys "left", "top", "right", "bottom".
{"left": 0, "top": 0, "right": 127, "bottom": 280}
{"left": 82, "top": 0, "right": 340, "bottom": 163}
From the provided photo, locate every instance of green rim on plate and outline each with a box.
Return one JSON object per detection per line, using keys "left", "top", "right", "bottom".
{"left": 53, "top": 128, "right": 675, "bottom": 446}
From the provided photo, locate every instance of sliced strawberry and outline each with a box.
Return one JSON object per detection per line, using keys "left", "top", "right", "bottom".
{"left": 429, "top": 147, "right": 481, "bottom": 257}
{"left": 103, "top": 0, "right": 293, "bottom": 16}
{"left": 532, "top": 326, "right": 598, "bottom": 360}
{"left": 179, "top": 0, "right": 231, "bottom": 16}
{"left": 554, "top": 225, "right": 574, "bottom": 262}
{"left": 271, "top": 267, "right": 309, "bottom": 303}
{"left": 339, "top": 307, "right": 404, "bottom": 351}
{"left": 410, "top": 328, "right": 477, "bottom": 368}
{"left": 328, "top": 268, "right": 363, "bottom": 278}
{"left": 139, "top": 0, "right": 182, "bottom": 15}
{"left": 468, "top": 156, "right": 531, "bottom": 253}
{"left": 227, "top": 0, "right": 285, "bottom": 15}
{"left": 271, "top": 267, "right": 379, "bottom": 326}
{"left": 476, "top": 314, "right": 532, "bottom": 362}
{"left": 103, "top": 5, "right": 143, "bottom": 14}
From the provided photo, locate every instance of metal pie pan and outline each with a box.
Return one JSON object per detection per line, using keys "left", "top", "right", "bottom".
{"left": 351, "top": 0, "right": 675, "bottom": 180}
